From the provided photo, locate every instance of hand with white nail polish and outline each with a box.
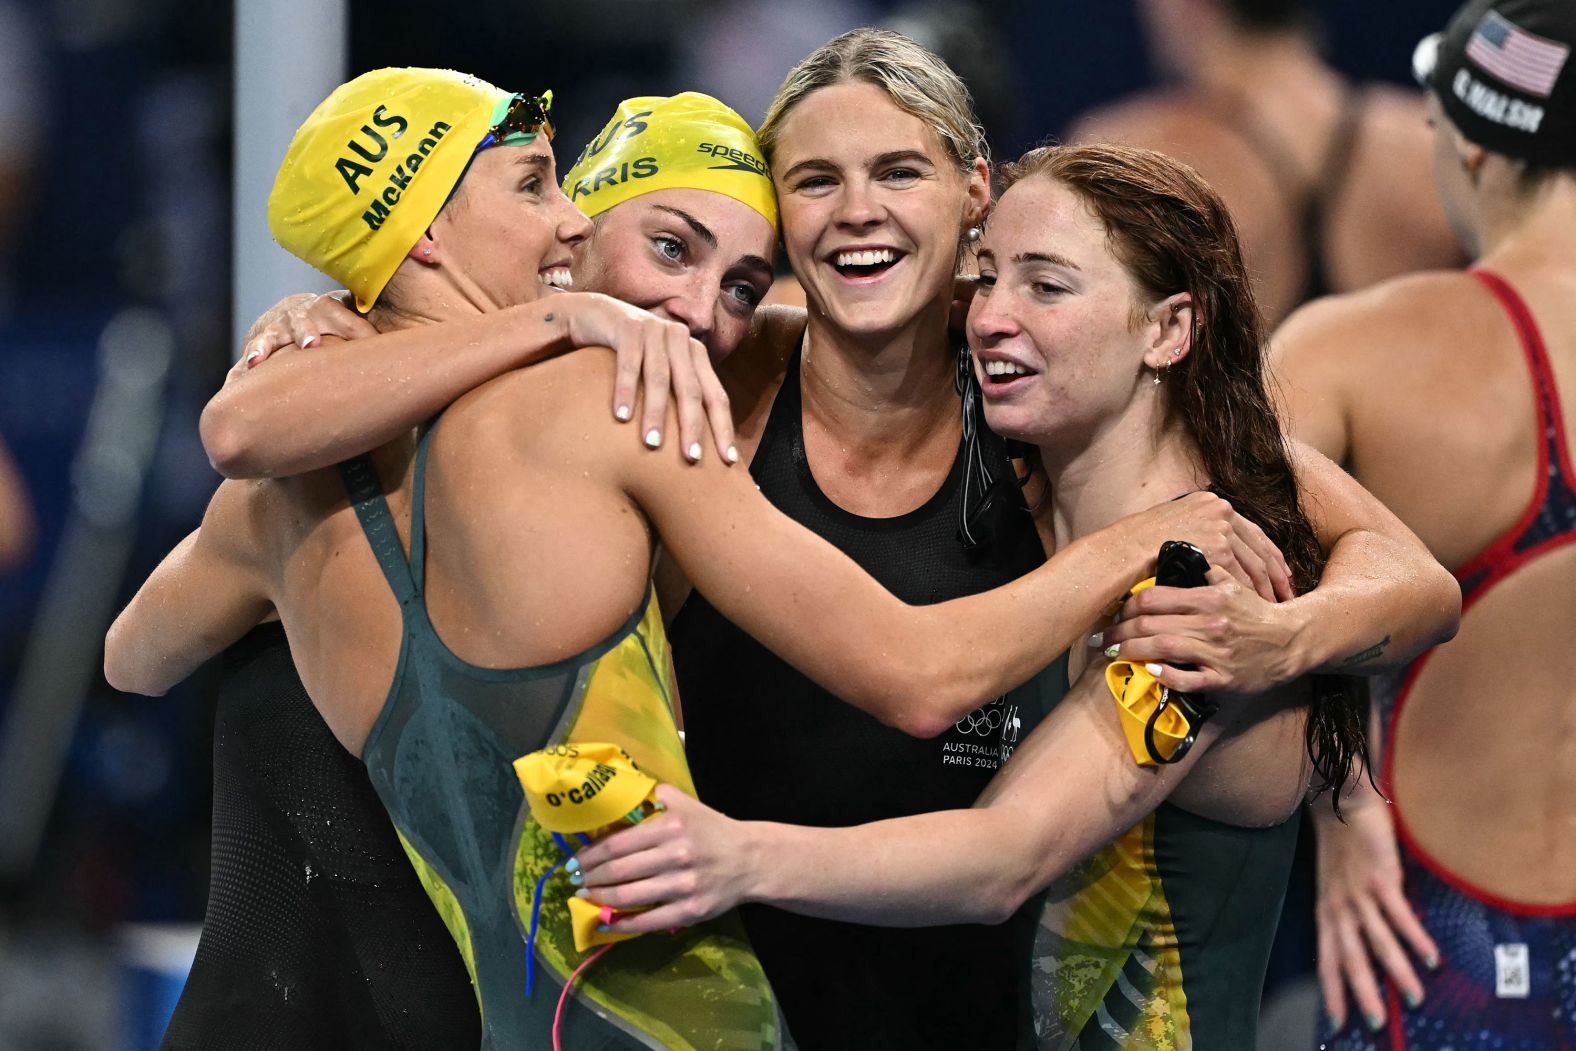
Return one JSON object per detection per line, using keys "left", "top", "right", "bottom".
{"left": 1098, "top": 567, "right": 1304, "bottom": 697}
{"left": 573, "top": 785, "right": 756, "bottom": 934}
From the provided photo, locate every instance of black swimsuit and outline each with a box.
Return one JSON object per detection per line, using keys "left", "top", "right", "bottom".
{"left": 672, "top": 345, "right": 1052, "bottom": 1050}
{"left": 160, "top": 622, "right": 480, "bottom": 1050}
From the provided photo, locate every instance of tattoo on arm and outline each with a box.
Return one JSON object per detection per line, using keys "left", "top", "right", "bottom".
{"left": 1340, "top": 635, "right": 1392, "bottom": 667}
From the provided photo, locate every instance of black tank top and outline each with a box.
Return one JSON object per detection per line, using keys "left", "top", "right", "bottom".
{"left": 160, "top": 622, "right": 480, "bottom": 1051}
{"left": 672, "top": 347, "right": 1048, "bottom": 1050}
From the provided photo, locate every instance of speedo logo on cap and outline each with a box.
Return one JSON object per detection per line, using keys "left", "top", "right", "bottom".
{"left": 331, "top": 104, "right": 456, "bottom": 231}
{"left": 698, "top": 142, "right": 767, "bottom": 175}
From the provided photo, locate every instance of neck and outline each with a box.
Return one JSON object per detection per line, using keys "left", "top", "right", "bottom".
{"left": 367, "top": 285, "right": 489, "bottom": 333}
{"left": 1041, "top": 400, "right": 1204, "bottom": 550}
{"left": 1194, "top": 24, "right": 1330, "bottom": 101}
{"left": 799, "top": 296, "right": 961, "bottom": 454}
{"left": 1477, "top": 173, "right": 1576, "bottom": 264}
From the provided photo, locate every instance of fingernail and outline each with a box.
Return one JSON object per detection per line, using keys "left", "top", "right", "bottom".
{"left": 1088, "top": 632, "right": 1104, "bottom": 649}
{"left": 568, "top": 872, "right": 583, "bottom": 887}
{"left": 1424, "top": 954, "right": 1440, "bottom": 971}
{"left": 301, "top": 335, "right": 316, "bottom": 348}
{"left": 726, "top": 445, "right": 739, "bottom": 464}
{"left": 615, "top": 404, "right": 632, "bottom": 422}
{"left": 1403, "top": 990, "right": 1423, "bottom": 1009}
{"left": 1104, "top": 644, "right": 1120, "bottom": 659}
{"left": 1366, "top": 1013, "right": 1384, "bottom": 1032}
{"left": 574, "top": 888, "right": 589, "bottom": 899}
{"left": 645, "top": 429, "right": 662, "bottom": 448}
{"left": 1326, "top": 1011, "right": 1343, "bottom": 1033}
{"left": 596, "top": 924, "right": 613, "bottom": 933}
{"left": 687, "top": 442, "right": 702, "bottom": 461}
{"left": 564, "top": 858, "right": 580, "bottom": 874}
{"left": 1145, "top": 662, "right": 1165, "bottom": 678}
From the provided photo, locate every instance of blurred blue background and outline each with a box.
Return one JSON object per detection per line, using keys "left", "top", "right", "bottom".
{"left": 0, "top": 0, "right": 1454, "bottom": 1046}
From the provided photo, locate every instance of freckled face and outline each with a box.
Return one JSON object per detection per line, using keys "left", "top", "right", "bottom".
{"left": 967, "top": 177, "right": 1155, "bottom": 447}
{"left": 574, "top": 187, "right": 776, "bottom": 362}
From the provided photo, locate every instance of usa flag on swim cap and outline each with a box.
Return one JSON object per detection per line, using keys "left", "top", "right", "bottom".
{"left": 1466, "top": 9, "right": 1570, "bottom": 97}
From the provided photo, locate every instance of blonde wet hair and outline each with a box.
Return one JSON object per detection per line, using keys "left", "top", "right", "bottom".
{"left": 757, "top": 28, "right": 988, "bottom": 173}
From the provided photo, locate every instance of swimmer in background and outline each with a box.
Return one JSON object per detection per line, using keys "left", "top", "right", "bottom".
{"left": 1072, "top": 0, "right": 1462, "bottom": 325}
{"left": 1274, "top": 0, "right": 1576, "bottom": 1044}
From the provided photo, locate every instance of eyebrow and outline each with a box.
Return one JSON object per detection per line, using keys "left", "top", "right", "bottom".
{"left": 652, "top": 205, "right": 717, "bottom": 249}
{"left": 732, "top": 254, "right": 774, "bottom": 281}
{"left": 779, "top": 149, "right": 937, "bottom": 182}
{"left": 510, "top": 151, "right": 552, "bottom": 172}
{"left": 870, "top": 149, "right": 935, "bottom": 170}
{"left": 1014, "top": 250, "right": 1081, "bottom": 271}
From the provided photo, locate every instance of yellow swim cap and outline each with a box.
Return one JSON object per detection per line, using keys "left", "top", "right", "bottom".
{"left": 562, "top": 92, "right": 778, "bottom": 229}
{"left": 268, "top": 68, "right": 550, "bottom": 312}
{"left": 514, "top": 742, "right": 658, "bottom": 835}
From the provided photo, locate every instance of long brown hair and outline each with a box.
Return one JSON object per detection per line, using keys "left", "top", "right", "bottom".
{"left": 999, "top": 142, "right": 1365, "bottom": 802}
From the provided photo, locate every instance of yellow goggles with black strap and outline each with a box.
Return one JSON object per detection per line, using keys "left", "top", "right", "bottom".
{"left": 1102, "top": 577, "right": 1217, "bottom": 766}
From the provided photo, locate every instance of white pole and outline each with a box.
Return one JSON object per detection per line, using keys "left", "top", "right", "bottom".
{"left": 232, "top": 0, "right": 348, "bottom": 354}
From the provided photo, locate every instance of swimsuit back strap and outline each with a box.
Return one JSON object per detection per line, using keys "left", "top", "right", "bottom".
{"left": 337, "top": 455, "right": 420, "bottom": 608}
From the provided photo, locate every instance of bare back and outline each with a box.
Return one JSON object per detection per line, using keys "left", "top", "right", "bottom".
{"left": 230, "top": 360, "right": 666, "bottom": 758}
{"left": 1072, "top": 85, "right": 1461, "bottom": 325}
{"left": 1278, "top": 262, "right": 1576, "bottom": 903}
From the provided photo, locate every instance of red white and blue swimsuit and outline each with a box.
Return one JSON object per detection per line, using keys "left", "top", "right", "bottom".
{"left": 1319, "top": 271, "right": 1576, "bottom": 1051}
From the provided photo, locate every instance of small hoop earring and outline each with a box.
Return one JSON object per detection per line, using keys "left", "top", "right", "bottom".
{"left": 1153, "top": 370, "right": 1163, "bottom": 386}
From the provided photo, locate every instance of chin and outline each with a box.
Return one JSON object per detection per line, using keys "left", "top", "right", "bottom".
{"left": 980, "top": 401, "right": 1049, "bottom": 446}
{"left": 823, "top": 300, "right": 922, "bottom": 339}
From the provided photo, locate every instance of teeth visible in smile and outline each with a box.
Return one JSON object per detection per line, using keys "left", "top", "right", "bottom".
{"left": 538, "top": 267, "right": 573, "bottom": 288}
{"left": 984, "top": 360, "right": 1030, "bottom": 378}
{"left": 835, "top": 249, "right": 896, "bottom": 267}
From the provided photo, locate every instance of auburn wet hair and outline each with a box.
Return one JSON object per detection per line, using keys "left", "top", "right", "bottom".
{"left": 999, "top": 142, "right": 1366, "bottom": 805}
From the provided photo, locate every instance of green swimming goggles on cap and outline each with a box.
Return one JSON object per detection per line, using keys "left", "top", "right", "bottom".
{"left": 442, "top": 90, "right": 556, "bottom": 209}
{"left": 477, "top": 90, "right": 554, "bottom": 150}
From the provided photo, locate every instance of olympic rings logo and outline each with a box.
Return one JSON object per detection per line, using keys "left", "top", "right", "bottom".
{"left": 955, "top": 698, "right": 1006, "bottom": 736}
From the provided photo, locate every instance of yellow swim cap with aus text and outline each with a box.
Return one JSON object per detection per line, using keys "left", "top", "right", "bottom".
{"left": 268, "top": 67, "right": 551, "bottom": 312}
{"left": 563, "top": 92, "right": 777, "bottom": 229}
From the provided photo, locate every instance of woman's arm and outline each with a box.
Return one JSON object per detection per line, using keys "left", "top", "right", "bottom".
{"left": 584, "top": 350, "right": 1277, "bottom": 737}
{"left": 203, "top": 292, "right": 735, "bottom": 479}
{"left": 1100, "top": 441, "right": 1460, "bottom": 692}
{"left": 1286, "top": 439, "right": 1459, "bottom": 671}
{"left": 104, "top": 486, "right": 274, "bottom": 696}
{"left": 575, "top": 657, "right": 1243, "bottom": 930}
